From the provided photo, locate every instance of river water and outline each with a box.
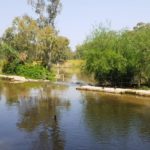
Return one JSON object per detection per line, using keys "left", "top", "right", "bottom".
{"left": 0, "top": 69, "right": 150, "bottom": 150}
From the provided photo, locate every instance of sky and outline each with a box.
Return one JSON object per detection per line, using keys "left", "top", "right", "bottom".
{"left": 0, "top": 0, "right": 150, "bottom": 50}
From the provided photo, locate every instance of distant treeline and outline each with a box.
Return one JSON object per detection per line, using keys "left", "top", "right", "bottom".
{"left": 76, "top": 23, "right": 150, "bottom": 88}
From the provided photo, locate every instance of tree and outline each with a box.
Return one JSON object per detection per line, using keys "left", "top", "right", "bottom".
{"left": 2, "top": 15, "right": 39, "bottom": 61}
{"left": 77, "top": 27, "right": 126, "bottom": 86}
{"left": 37, "top": 25, "right": 57, "bottom": 69}
{"left": 130, "top": 23, "right": 150, "bottom": 87}
{"left": 1, "top": 15, "right": 70, "bottom": 70}
{"left": 27, "top": 0, "right": 62, "bottom": 28}
{"left": 78, "top": 24, "right": 150, "bottom": 87}
{"left": 51, "top": 36, "right": 70, "bottom": 64}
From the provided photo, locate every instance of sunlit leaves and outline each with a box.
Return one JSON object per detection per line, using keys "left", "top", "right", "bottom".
{"left": 1, "top": 15, "right": 70, "bottom": 70}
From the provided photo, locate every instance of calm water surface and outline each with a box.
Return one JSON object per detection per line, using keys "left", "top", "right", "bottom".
{"left": 0, "top": 69, "right": 150, "bottom": 150}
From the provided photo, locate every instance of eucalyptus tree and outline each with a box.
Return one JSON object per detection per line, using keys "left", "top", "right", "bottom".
{"left": 27, "top": 0, "right": 62, "bottom": 28}
{"left": 52, "top": 36, "right": 70, "bottom": 63}
{"left": 1, "top": 15, "right": 70, "bottom": 70}
{"left": 27, "top": 0, "right": 63, "bottom": 69}
{"left": 2, "top": 15, "right": 39, "bottom": 61}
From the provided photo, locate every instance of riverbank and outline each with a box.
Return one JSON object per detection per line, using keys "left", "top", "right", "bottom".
{"left": 0, "top": 74, "right": 50, "bottom": 83}
{"left": 77, "top": 85, "right": 150, "bottom": 97}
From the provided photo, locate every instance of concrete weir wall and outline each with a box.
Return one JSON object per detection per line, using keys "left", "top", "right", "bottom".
{"left": 76, "top": 86, "right": 150, "bottom": 97}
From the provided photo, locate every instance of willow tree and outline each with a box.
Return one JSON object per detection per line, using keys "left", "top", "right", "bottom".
{"left": 78, "top": 24, "right": 150, "bottom": 87}
{"left": 27, "top": 0, "right": 62, "bottom": 28}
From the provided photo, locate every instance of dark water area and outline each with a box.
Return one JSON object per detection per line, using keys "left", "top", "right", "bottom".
{"left": 0, "top": 69, "right": 150, "bottom": 150}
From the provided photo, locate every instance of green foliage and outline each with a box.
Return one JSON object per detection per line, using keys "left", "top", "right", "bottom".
{"left": 0, "top": 2, "right": 70, "bottom": 81}
{"left": 2, "top": 59, "right": 21, "bottom": 74}
{"left": 77, "top": 23, "right": 150, "bottom": 87}
{"left": 16, "top": 64, "right": 54, "bottom": 80}
{"left": 3, "top": 61, "right": 54, "bottom": 80}
{"left": 1, "top": 15, "right": 70, "bottom": 71}
{"left": 0, "top": 43, "right": 18, "bottom": 61}
{"left": 51, "top": 36, "right": 70, "bottom": 63}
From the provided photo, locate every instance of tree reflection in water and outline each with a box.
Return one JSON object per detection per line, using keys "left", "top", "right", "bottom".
{"left": 83, "top": 92, "right": 150, "bottom": 146}
{"left": 0, "top": 73, "right": 150, "bottom": 150}
{"left": 0, "top": 81, "right": 70, "bottom": 150}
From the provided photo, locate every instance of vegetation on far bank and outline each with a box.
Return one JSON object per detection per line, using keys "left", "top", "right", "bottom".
{"left": 76, "top": 23, "right": 150, "bottom": 88}
{"left": 0, "top": 0, "right": 149, "bottom": 87}
{"left": 0, "top": 0, "right": 73, "bottom": 80}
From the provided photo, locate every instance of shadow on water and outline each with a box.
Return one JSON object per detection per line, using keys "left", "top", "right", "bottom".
{"left": 0, "top": 68, "right": 150, "bottom": 150}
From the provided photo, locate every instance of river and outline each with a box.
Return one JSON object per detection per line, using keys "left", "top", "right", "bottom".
{"left": 0, "top": 69, "right": 150, "bottom": 150}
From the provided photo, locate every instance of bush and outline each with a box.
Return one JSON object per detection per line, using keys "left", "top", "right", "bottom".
{"left": 78, "top": 24, "right": 150, "bottom": 87}
{"left": 3, "top": 62, "right": 54, "bottom": 80}
{"left": 2, "top": 59, "right": 20, "bottom": 74}
{"left": 16, "top": 64, "right": 55, "bottom": 80}
{"left": 0, "top": 60, "right": 5, "bottom": 73}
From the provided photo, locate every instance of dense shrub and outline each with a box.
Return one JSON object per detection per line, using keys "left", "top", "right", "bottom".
{"left": 2, "top": 59, "right": 20, "bottom": 74}
{"left": 3, "top": 62, "right": 54, "bottom": 80}
{"left": 77, "top": 23, "right": 150, "bottom": 87}
{"left": 16, "top": 64, "right": 54, "bottom": 80}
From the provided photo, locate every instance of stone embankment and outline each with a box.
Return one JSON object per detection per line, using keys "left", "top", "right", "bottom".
{"left": 76, "top": 85, "right": 150, "bottom": 97}
{"left": 0, "top": 74, "right": 49, "bottom": 83}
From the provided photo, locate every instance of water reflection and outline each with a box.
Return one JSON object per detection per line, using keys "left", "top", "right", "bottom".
{"left": 0, "top": 81, "right": 70, "bottom": 150}
{"left": 0, "top": 70, "right": 150, "bottom": 150}
{"left": 83, "top": 92, "right": 150, "bottom": 149}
